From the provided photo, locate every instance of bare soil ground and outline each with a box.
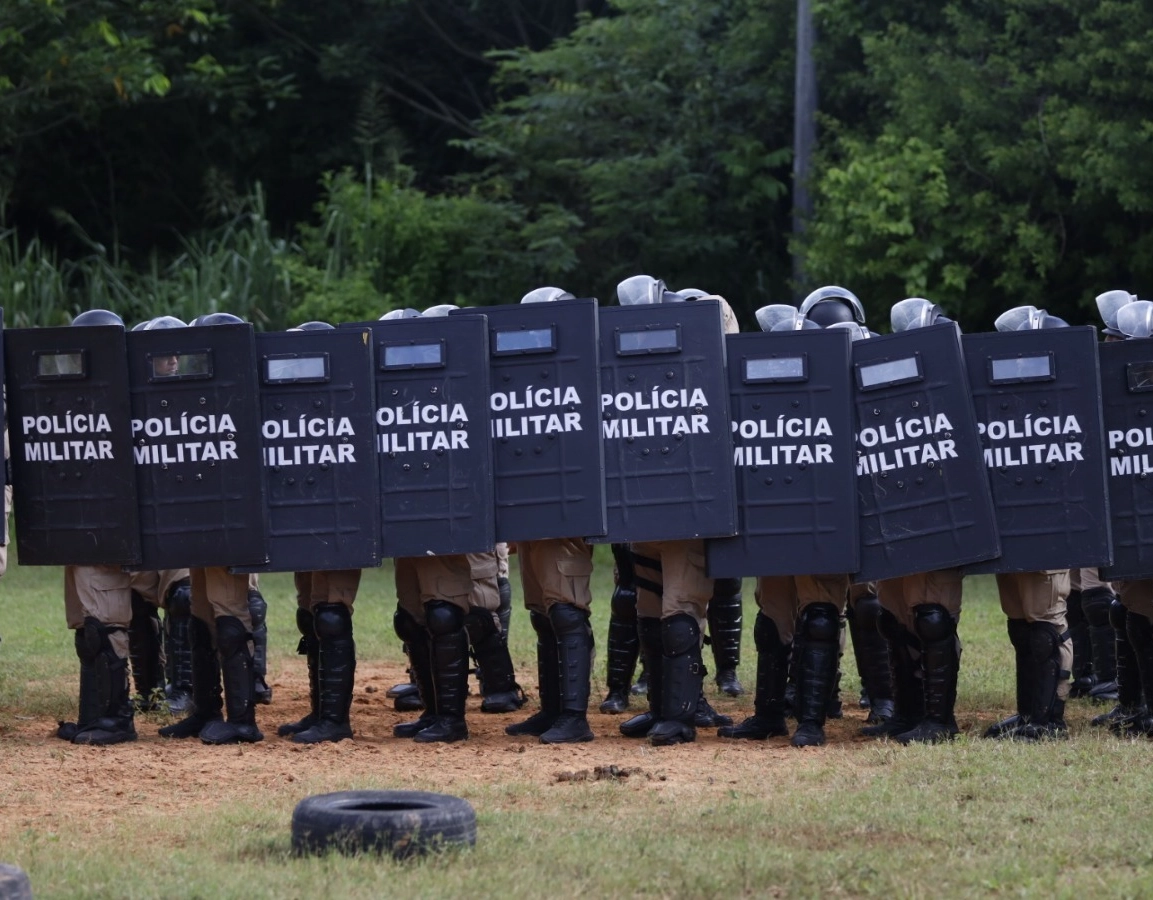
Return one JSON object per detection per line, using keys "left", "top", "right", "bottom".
{"left": 0, "top": 661, "right": 876, "bottom": 831}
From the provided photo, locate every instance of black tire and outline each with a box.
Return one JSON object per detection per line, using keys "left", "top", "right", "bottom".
{"left": 0, "top": 864, "right": 32, "bottom": 900}
{"left": 291, "top": 790, "right": 476, "bottom": 859}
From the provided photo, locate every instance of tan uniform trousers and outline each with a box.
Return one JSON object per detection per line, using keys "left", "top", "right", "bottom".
{"left": 190, "top": 567, "right": 253, "bottom": 643}
{"left": 996, "top": 570, "right": 1072, "bottom": 698}
{"left": 395, "top": 552, "right": 501, "bottom": 625}
{"left": 755, "top": 575, "right": 850, "bottom": 644}
{"left": 515, "top": 538, "right": 594, "bottom": 614}
{"left": 64, "top": 565, "right": 133, "bottom": 658}
{"left": 294, "top": 569, "right": 362, "bottom": 611}
{"left": 877, "top": 568, "right": 964, "bottom": 632}
{"left": 632, "top": 539, "right": 712, "bottom": 627}
{"left": 1070, "top": 567, "right": 1112, "bottom": 594}
{"left": 128, "top": 569, "right": 190, "bottom": 609}
{"left": 1119, "top": 580, "right": 1153, "bottom": 620}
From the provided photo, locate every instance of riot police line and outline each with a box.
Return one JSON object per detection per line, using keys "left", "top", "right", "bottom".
{"left": 2, "top": 282, "right": 1152, "bottom": 748}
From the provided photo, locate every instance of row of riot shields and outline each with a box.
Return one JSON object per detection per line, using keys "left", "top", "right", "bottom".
{"left": 4, "top": 303, "right": 1151, "bottom": 581}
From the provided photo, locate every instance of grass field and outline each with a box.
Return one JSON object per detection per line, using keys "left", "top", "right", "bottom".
{"left": 1, "top": 546, "right": 1151, "bottom": 899}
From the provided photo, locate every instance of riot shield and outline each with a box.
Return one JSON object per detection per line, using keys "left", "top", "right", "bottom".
{"left": 596, "top": 300, "right": 736, "bottom": 543}
{"left": 707, "top": 328, "right": 858, "bottom": 577}
{"left": 353, "top": 314, "right": 495, "bottom": 557}
{"left": 233, "top": 328, "right": 380, "bottom": 573}
{"left": 473, "top": 298, "right": 606, "bottom": 542}
{"left": 1099, "top": 339, "right": 1153, "bottom": 579}
{"left": 5, "top": 324, "right": 140, "bottom": 565}
{"left": 127, "top": 323, "right": 268, "bottom": 569}
{"left": 964, "top": 328, "right": 1110, "bottom": 573}
{"left": 852, "top": 322, "right": 999, "bottom": 582}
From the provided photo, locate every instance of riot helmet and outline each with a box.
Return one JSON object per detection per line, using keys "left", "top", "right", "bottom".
{"left": 71, "top": 309, "right": 124, "bottom": 328}
{"left": 144, "top": 315, "right": 188, "bottom": 330}
{"left": 380, "top": 308, "right": 422, "bottom": 320}
{"left": 131, "top": 320, "right": 151, "bottom": 332}
{"left": 1096, "top": 289, "right": 1137, "bottom": 338}
{"left": 190, "top": 312, "right": 245, "bottom": 327}
{"left": 994, "top": 305, "right": 1068, "bottom": 332}
{"left": 289, "top": 320, "right": 335, "bottom": 331}
{"left": 891, "top": 297, "right": 952, "bottom": 332}
{"left": 616, "top": 274, "right": 666, "bottom": 306}
{"left": 422, "top": 304, "right": 459, "bottom": 317}
{"left": 754, "top": 304, "right": 819, "bottom": 332}
{"left": 827, "top": 321, "right": 873, "bottom": 342}
{"left": 675, "top": 288, "right": 710, "bottom": 299}
{"left": 520, "top": 286, "right": 575, "bottom": 304}
{"left": 1117, "top": 300, "right": 1153, "bottom": 339}
{"left": 798, "top": 285, "right": 866, "bottom": 326}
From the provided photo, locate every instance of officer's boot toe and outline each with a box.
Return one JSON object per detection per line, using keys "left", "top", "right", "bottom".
{"left": 199, "top": 719, "right": 263, "bottom": 745}
{"left": 393, "top": 692, "right": 425, "bottom": 712}
{"left": 292, "top": 719, "right": 353, "bottom": 744}
{"left": 716, "top": 668, "right": 743, "bottom": 697}
{"left": 648, "top": 720, "right": 696, "bottom": 746}
{"left": 505, "top": 710, "right": 556, "bottom": 737}
{"left": 159, "top": 712, "right": 221, "bottom": 739}
{"left": 790, "top": 721, "right": 826, "bottom": 747}
{"left": 73, "top": 717, "right": 137, "bottom": 746}
{"left": 254, "top": 679, "right": 273, "bottom": 706}
{"left": 895, "top": 718, "right": 958, "bottom": 745}
{"left": 864, "top": 698, "right": 895, "bottom": 725}
{"left": 394, "top": 713, "right": 437, "bottom": 738}
{"left": 619, "top": 711, "right": 655, "bottom": 738}
{"left": 599, "top": 688, "right": 630, "bottom": 714}
{"left": 277, "top": 713, "right": 318, "bottom": 737}
{"left": 717, "top": 713, "right": 788, "bottom": 740}
{"left": 694, "top": 693, "right": 732, "bottom": 728}
{"left": 412, "top": 715, "right": 468, "bottom": 743}
{"left": 539, "top": 712, "right": 594, "bottom": 744}
{"left": 480, "top": 688, "right": 527, "bottom": 714}
{"left": 56, "top": 721, "right": 79, "bottom": 741}
{"left": 982, "top": 714, "right": 1022, "bottom": 739}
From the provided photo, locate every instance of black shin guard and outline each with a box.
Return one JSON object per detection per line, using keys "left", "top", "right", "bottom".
{"left": 648, "top": 615, "right": 703, "bottom": 746}
{"left": 199, "top": 616, "right": 262, "bottom": 745}
{"left": 278, "top": 608, "right": 319, "bottom": 736}
{"left": 466, "top": 606, "right": 524, "bottom": 713}
{"left": 393, "top": 607, "right": 437, "bottom": 738}
{"left": 708, "top": 578, "right": 744, "bottom": 696}
{"left": 601, "top": 543, "right": 639, "bottom": 713}
{"left": 293, "top": 604, "right": 355, "bottom": 744}
{"left": 791, "top": 603, "right": 840, "bottom": 747}
{"left": 718, "top": 612, "right": 789, "bottom": 740}
{"left": 128, "top": 592, "right": 165, "bottom": 709}
{"left": 896, "top": 604, "right": 959, "bottom": 745}
{"left": 540, "top": 604, "right": 594, "bottom": 744}
{"left": 414, "top": 601, "right": 469, "bottom": 743}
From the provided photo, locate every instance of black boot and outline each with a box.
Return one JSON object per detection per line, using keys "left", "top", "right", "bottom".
{"left": 708, "top": 577, "right": 744, "bottom": 696}
{"left": 1013, "top": 621, "right": 1067, "bottom": 742}
{"left": 393, "top": 607, "right": 437, "bottom": 737}
{"left": 540, "top": 605, "right": 594, "bottom": 743}
{"left": 1097, "top": 602, "right": 1144, "bottom": 727}
{"left": 695, "top": 691, "right": 732, "bottom": 728}
{"left": 159, "top": 615, "right": 223, "bottom": 738}
{"left": 791, "top": 603, "right": 840, "bottom": 747}
{"left": 294, "top": 604, "right": 355, "bottom": 743}
{"left": 1084, "top": 585, "right": 1119, "bottom": 701}
{"left": 466, "top": 606, "right": 525, "bottom": 713}
{"left": 506, "top": 612, "right": 559, "bottom": 736}
{"left": 600, "top": 544, "right": 639, "bottom": 714}
{"left": 390, "top": 658, "right": 425, "bottom": 712}
{"left": 862, "top": 610, "right": 925, "bottom": 738}
{"left": 68, "top": 619, "right": 137, "bottom": 746}
{"left": 278, "top": 608, "right": 319, "bottom": 736}
{"left": 984, "top": 618, "right": 1031, "bottom": 739}
{"left": 896, "top": 604, "right": 959, "bottom": 744}
{"left": 848, "top": 592, "right": 895, "bottom": 723}
{"left": 57, "top": 629, "right": 98, "bottom": 741}
{"left": 621, "top": 617, "right": 662, "bottom": 738}
{"left": 248, "top": 588, "right": 272, "bottom": 705}
{"left": 163, "top": 579, "right": 193, "bottom": 713}
{"left": 1117, "top": 610, "right": 1153, "bottom": 736}
{"left": 649, "top": 615, "right": 703, "bottom": 746}
{"left": 1066, "top": 589, "right": 1094, "bottom": 698}
{"left": 200, "top": 616, "right": 263, "bottom": 744}
{"left": 719, "top": 612, "right": 790, "bottom": 739}
{"left": 128, "top": 592, "right": 166, "bottom": 711}
{"left": 414, "top": 601, "right": 469, "bottom": 743}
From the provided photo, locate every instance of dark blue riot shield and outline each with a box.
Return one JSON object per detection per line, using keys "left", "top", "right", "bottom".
{"left": 354, "top": 314, "right": 495, "bottom": 556}
{"left": 707, "top": 328, "right": 858, "bottom": 577}
{"left": 472, "top": 298, "right": 606, "bottom": 542}
{"left": 852, "top": 323, "right": 999, "bottom": 582}
{"left": 233, "top": 328, "right": 380, "bottom": 573}
{"left": 596, "top": 301, "right": 736, "bottom": 543}
{"left": 5, "top": 324, "right": 141, "bottom": 565}
{"left": 964, "top": 328, "right": 1110, "bottom": 574}
{"left": 127, "top": 323, "right": 268, "bottom": 569}
{"left": 1098, "top": 339, "right": 1153, "bottom": 579}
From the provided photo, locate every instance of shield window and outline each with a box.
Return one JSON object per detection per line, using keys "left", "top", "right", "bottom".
{"left": 745, "top": 355, "right": 807, "bottom": 383}
{"left": 265, "top": 354, "right": 329, "bottom": 384}
{"left": 494, "top": 326, "right": 556, "bottom": 355}
{"left": 988, "top": 353, "right": 1054, "bottom": 385}
{"left": 617, "top": 327, "right": 681, "bottom": 355}
{"left": 1127, "top": 361, "right": 1153, "bottom": 392}
{"left": 856, "top": 355, "right": 923, "bottom": 391}
{"left": 382, "top": 341, "right": 445, "bottom": 369}
{"left": 35, "top": 350, "right": 86, "bottom": 379}
{"left": 147, "top": 350, "right": 212, "bottom": 382}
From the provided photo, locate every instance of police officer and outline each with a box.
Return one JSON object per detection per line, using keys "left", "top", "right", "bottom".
{"left": 610, "top": 276, "right": 740, "bottom": 745}
{"left": 600, "top": 543, "right": 640, "bottom": 713}
{"left": 53, "top": 310, "right": 138, "bottom": 746}
{"left": 126, "top": 569, "right": 191, "bottom": 710}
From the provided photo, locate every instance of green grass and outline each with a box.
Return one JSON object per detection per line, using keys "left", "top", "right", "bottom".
{"left": 2, "top": 548, "right": 1151, "bottom": 898}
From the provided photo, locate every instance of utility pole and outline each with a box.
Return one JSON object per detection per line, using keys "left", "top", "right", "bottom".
{"left": 792, "top": 0, "right": 816, "bottom": 299}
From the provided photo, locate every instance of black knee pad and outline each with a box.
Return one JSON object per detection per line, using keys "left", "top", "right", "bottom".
{"left": 165, "top": 579, "right": 192, "bottom": 616}
{"left": 1109, "top": 597, "right": 1128, "bottom": 631}
{"left": 296, "top": 607, "right": 314, "bottom": 638}
{"left": 314, "top": 603, "right": 352, "bottom": 639}
{"left": 77, "top": 617, "right": 111, "bottom": 663}
{"left": 913, "top": 604, "right": 956, "bottom": 644}
{"left": 610, "top": 583, "right": 638, "bottom": 619}
{"left": 799, "top": 602, "right": 840, "bottom": 643}
{"left": 393, "top": 606, "right": 424, "bottom": 643}
{"left": 1027, "top": 620, "right": 1061, "bottom": 659}
{"left": 247, "top": 590, "right": 267, "bottom": 629}
{"left": 465, "top": 606, "right": 500, "bottom": 642}
{"left": 425, "top": 601, "right": 464, "bottom": 637}
{"left": 854, "top": 592, "right": 883, "bottom": 631}
{"left": 661, "top": 614, "right": 700, "bottom": 657}
{"left": 611, "top": 543, "right": 635, "bottom": 587}
{"left": 548, "top": 602, "right": 591, "bottom": 638}
{"left": 752, "top": 611, "right": 782, "bottom": 650}
{"left": 1082, "top": 586, "right": 1115, "bottom": 627}
{"left": 529, "top": 609, "right": 552, "bottom": 639}
{"left": 214, "top": 615, "right": 250, "bottom": 655}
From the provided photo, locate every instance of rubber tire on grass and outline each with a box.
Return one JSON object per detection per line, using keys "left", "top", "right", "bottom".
{"left": 291, "top": 790, "right": 476, "bottom": 859}
{"left": 0, "top": 864, "right": 32, "bottom": 900}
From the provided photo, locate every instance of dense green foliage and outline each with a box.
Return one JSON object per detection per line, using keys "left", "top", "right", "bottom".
{"left": 2, "top": 0, "right": 1153, "bottom": 330}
